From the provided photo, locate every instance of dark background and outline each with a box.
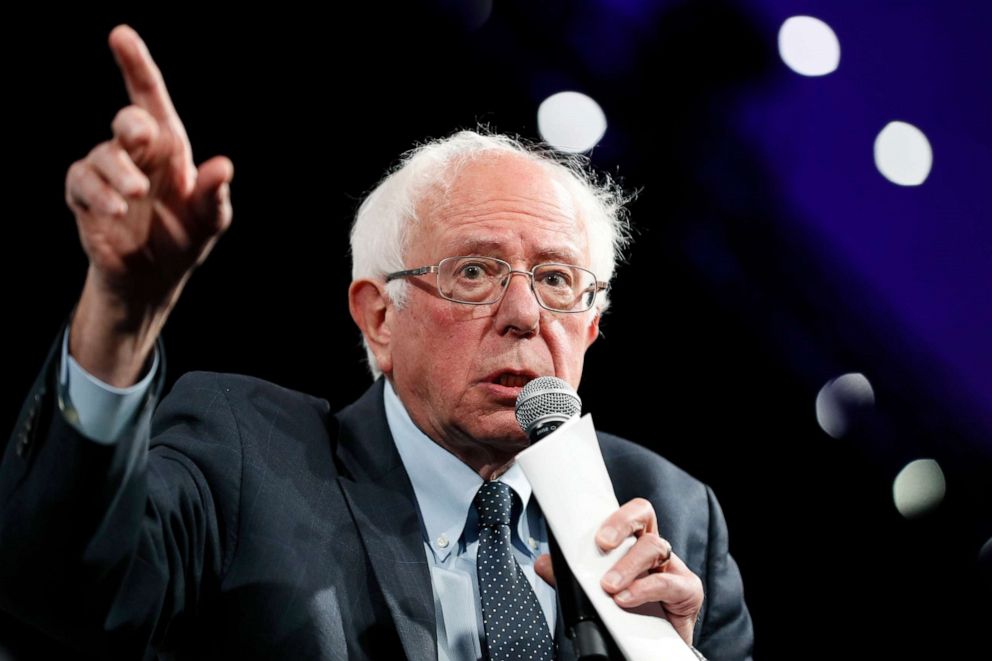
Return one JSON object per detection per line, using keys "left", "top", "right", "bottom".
{"left": 3, "top": 2, "right": 990, "bottom": 658}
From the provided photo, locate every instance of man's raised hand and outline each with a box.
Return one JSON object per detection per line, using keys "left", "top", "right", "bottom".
{"left": 66, "top": 25, "right": 233, "bottom": 387}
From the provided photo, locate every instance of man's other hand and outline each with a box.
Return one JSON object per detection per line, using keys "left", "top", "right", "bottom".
{"left": 534, "top": 497, "right": 704, "bottom": 647}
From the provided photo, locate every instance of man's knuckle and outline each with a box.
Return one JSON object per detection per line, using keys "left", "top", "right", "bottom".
{"left": 65, "top": 186, "right": 85, "bottom": 210}
{"left": 622, "top": 582, "right": 641, "bottom": 600}
{"left": 93, "top": 142, "right": 119, "bottom": 165}
{"left": 112, "top": 106, "right": 131, "bottom": 126}
{"left": 114, "top": 104, "right": 143, "bottom": 124}
{"left": 73, "top": 167, "right": 97, "bottom": 194}
{"left": 66, "top": 161, "right": 84, "bottom": 182}
{"left": 630, "top": 497, "right": 652, "bottom": 510}
{"left": 645, "top": 533, "right": 666, "bottom": 553}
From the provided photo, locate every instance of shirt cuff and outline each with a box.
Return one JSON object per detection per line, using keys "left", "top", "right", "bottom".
{"left": 58, "top": 325, "right": 160, "bottom": 445}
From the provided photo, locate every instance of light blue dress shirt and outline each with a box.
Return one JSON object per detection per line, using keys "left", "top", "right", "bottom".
{"left": 58, "top": 326, "right": 160, "bottom": 444}
{"left": 382, "top": 379, "right": 556, "bottom": 660}
{"left": 57, "top": 330, "right": 556, "bottom": 660}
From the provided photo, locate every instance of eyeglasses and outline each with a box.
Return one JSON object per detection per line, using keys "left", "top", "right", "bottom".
{"left": 384, "top": 255, "right": 608, "bottom": 313}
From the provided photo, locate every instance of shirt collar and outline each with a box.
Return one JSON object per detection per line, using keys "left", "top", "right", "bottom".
{"left": 383, "top": 378, "right": 534, "bottom": 561}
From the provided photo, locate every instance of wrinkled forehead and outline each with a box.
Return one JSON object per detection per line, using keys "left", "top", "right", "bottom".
{"left": 409, "top": 153, "right": 589, "bottom": 262}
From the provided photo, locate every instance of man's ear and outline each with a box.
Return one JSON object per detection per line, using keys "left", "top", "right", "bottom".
{"left": 349, "top": 279, "right": 393, "bottom": 375}
{"left": 585, "top": 310, "right": 601, "bottom": 350}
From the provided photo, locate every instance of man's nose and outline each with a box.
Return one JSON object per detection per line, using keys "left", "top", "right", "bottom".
{"left": 494, "top": 270, "right": 541, "bottom": 337}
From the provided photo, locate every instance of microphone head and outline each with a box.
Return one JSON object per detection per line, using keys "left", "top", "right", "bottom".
{"left": 515, "top": 376, "right": 582, "bottom": 437}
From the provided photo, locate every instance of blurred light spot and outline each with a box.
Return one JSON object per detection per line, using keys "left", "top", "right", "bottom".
{"left": 816, "top": 372, "right": 875, "bottom": 438}
{"left": 980, "top": 537, "right": 992, "bottom": 588}
{"left": 436, "top": 0, "right": 492, "bottom": 31}
{"left": 537, "top": 92, "right": 607, "bottom": 153}
{"left": 893, "top": 459, "right": 946, "bottom": 518}
{"left": 778, "top": 16, "right": 840, "bottom": 76}
{"left": 874, "top": 121, "right": 933, "bottom": 186}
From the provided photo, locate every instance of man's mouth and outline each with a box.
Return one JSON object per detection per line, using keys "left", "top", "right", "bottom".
{"left": 495, "top": 373, "right": 532, "bottom": 388}
{"left": 483, "top": 370, "right": 540, "bottom": 391}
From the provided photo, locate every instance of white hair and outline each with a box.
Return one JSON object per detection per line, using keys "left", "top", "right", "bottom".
{"left": 350, "top": 127, "right": 635, "bottom": 378}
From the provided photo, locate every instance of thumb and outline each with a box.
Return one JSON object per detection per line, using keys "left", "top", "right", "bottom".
{"left": 190, "top": 155, "right": 234, "bottom": 236}
{"left": 535, "top": 553, "right": 556, "bottom": 587}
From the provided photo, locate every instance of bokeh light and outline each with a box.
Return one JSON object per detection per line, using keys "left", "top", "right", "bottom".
{"left": 537, "top": 91, "right": 608, "bottom": 153}
{"left": 435, "top": 0, "right": 492, "bottom": 30}
{"left": 874, "top": 121, "right": 934, "bottom": 186}
{"left": 892, "top": 459, "right": 946, "bottom": 518}
{"left": 816, "top": 373, "right": 875, "bottom": 438}
{"left": 778, "top": 16, "right": 841, "bottom": 76}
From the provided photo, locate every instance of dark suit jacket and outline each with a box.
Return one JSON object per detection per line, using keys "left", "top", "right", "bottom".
{"left": 1, "top": 320, "right": 753, "bottom": 660}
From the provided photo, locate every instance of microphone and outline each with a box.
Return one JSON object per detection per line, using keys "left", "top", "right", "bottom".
{"left": 516, "top": 377, "right": 615, "bottom": 661}
{"left": 515, "top": 376, "right": 582, "bottom": 441}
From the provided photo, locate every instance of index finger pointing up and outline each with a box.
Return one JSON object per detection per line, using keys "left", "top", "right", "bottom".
{"left": 107, "top": 24, "right": 195, "bottom": 195}
{"left": 108, "top": 24, "right": 184, "bottom": 129}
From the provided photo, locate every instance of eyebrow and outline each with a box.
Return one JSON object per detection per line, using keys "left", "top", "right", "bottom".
{"left": 451, "top": 238, "right": 581, "bottom": 264}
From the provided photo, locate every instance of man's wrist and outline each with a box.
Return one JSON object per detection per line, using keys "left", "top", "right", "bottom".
{"left": 70, "top": 276, "right": 166, "bottom": 388}
{"left": 59, "top": 325, "right": 161, "bottom": 444}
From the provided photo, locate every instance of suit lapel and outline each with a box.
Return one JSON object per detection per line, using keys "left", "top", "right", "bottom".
{"left": 334, "top": 379, "right": 437, "bottom": 660}
{"left": 332, "top": 378, "right": 595, "bottom": 660}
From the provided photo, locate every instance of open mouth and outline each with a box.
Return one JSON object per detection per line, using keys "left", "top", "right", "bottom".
{"left": 494, "top": 373, "right": 532, "bottom": 388}
{"left": 484, "top": 370, "right": 539, "bottom": 391}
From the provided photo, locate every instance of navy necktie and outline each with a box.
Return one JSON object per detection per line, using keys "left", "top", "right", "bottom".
{"left": 474, "top": 480, "right": 556, "bottom": 661}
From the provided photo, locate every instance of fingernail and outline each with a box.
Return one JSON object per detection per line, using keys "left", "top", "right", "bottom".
{"left": 603, "top": 571, "right": 622, "bottom": 589}
{"left": 598, "top": 526, "right": 618, "bottom": 545}
{"left": 616, "top": 590, "right": 632, "bottom": 603}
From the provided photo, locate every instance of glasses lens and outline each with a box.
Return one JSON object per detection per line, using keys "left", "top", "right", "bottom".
{"left": 438, "top": 256, "right": 508, "bottom": 303}
{"left": 533, "top": 264, "right": 597, "bottom": 311}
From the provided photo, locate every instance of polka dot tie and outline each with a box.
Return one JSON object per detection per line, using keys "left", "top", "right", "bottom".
{"left": 474, "top": 480, "right": 556, "bottom": 661}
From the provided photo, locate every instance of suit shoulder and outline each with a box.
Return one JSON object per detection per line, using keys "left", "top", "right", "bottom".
{"left": 153, "top": 370, "right": 335, "bottom": 451}
{"left": 596, "top": 431, "right": 713, "bottom": 534}
{"left": 597, "top": 431, "right": 707, "bottom": 492}
{"left": 165, "top": 370, "right": 331, "bottom": 417}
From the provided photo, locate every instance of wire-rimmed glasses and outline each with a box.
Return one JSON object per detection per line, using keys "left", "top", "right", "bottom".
{"left": 384, "top": 255, "right": 607, "bottom": 313}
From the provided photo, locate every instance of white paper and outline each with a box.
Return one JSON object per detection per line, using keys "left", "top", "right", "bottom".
{"left": 515, "top": 414, "right": 697, "bottom": 661}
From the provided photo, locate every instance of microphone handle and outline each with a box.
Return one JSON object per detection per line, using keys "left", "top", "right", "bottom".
{"left": 528, "top": 418, "right": 620, "bottom": 659}
{"left": 547, "top": 526, "right": 619, "bottom": 660}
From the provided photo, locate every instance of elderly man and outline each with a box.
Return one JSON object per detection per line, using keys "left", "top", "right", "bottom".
{"left": 0, "top": 24, "right": 752, "bottom": 660}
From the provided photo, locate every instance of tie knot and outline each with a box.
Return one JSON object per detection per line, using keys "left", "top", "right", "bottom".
{"left": 474, "top": 480, "right": 515, "bottom": 528}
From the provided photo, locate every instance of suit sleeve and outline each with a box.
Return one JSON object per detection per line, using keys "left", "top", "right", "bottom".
{"left": 694, "top": 484, "right": 754, "bottom": 661}
{"left": 0, "top": 316, "right": 242, "bottom": 659}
